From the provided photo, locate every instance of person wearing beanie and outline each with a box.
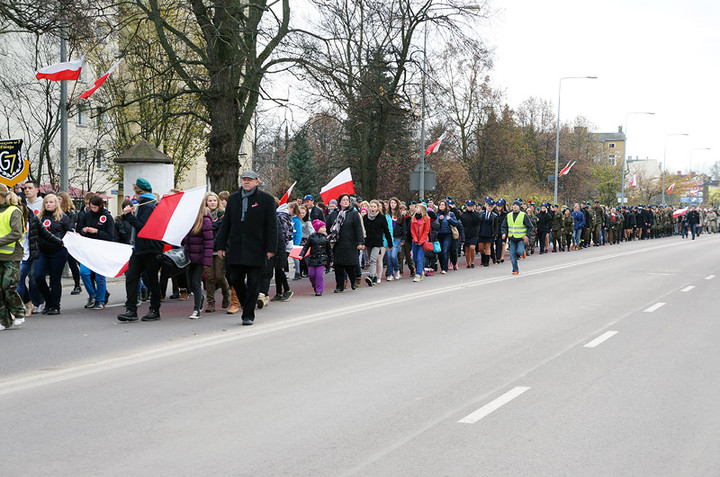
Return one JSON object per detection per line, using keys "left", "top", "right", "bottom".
{"left": 299, "top": 219, "right": 333, "bottom": 295}
{"left": 500, "top": 199, "right": 534, "bottom": 275}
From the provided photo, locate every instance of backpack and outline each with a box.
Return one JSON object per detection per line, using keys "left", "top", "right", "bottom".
{"left": 277, "top": 211, "right": 293, "bottom": 244}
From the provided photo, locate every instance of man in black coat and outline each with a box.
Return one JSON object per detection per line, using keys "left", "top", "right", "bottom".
{"left": 216, "top": 171, "right": 277, "bottom": 325}
{"left": 303, "top": 195, "right": 326, "bottom": 222}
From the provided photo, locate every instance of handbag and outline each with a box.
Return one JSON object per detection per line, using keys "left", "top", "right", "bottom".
{"left": 422, "top": 241, "right": 434, "bottom": 252}
{"left": 157, "top": 247, "right": 190, "bottom": 276}
{"left": 433, "top": 241, "right": 441, "bottom": 253}
{"left": 450, "top": 225, "right": 459, "bottom": 240}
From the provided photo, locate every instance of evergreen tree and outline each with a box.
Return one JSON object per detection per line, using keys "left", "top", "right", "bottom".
{"left": 288, "top": 130, "right": 317, "bottom": 198}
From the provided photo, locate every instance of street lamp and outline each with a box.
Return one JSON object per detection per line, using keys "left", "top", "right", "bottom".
{"left": 553, "top": 76, "right": 597, "bottom": 205}
{"left": 620, "top": 111, "right": 654, "bottom": 206}
{"left": 662, "top": 133, "right": 688, "bottom": 206}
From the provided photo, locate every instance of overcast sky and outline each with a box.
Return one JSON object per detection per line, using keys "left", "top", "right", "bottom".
{"left": 484, "top": 0, "right": 719, "bottom": 174}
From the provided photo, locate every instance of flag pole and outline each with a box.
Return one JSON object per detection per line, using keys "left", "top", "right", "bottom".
{"left": 59, "top": 31, "right": 69, "bottom": 192}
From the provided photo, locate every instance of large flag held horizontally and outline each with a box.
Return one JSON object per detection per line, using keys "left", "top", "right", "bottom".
{"left": 667, "top": 183, "right": 675, "bottom": 195}
{"left": 558, "top": 161, "right": 576, "bottom": 177}
{"left": 673, "top": 207, "right": 688, "bottom": 218}
{"left": 320, "top": 168, "right": 354, "bottom": 204}
{"left": 279, "top": 181, "right": 297, "bottom": 206}
{"left": 425, "top": 131, "right": 447, "bottom": 155}
{"left": 137, "top": 186, "right": 207, "bottom": 246}
{"left": 80, "top": 58, "right": 123, "bottom": 99}
{"left": 64, "top": 232, "right": 133, "bottom": 277}
{"left": 36, "top": 57, "right": 85, "bottom": 81}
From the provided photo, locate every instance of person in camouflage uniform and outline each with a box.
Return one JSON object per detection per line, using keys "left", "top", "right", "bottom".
{"left": 0, "top": 184, "right": 26, "bottom": 330}
{"left": 551, "top": 204, "right": 563, "bottom": 252}
{"left": 614, "top": 207, "right": 625, "bottom": 243}
{"left": 707, "top": 208, "right": 718, "bottom": 234}
{"left": 591, "top": 201, "right": 604, "bottom": 245}
{"left": 562, "top": 207, "right": 574, "bottom": 250}
{"left": 525, "top": 205, "right": 538, "bottom": 254}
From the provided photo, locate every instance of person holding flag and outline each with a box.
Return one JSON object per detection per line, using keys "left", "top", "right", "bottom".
{"left": 77, "top": 195, "right": 115, "bottom": 310}
{"left": 117, "top": 178, "right": 163, "bottom": 322}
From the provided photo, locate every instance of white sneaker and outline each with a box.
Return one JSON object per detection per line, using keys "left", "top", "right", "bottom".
{"left": 386, "top": 275, "right": 394, "bottom": 281}
{"left": 375, "top": 277, "right": 381, "bottom": 284}
{"left": 441, "top": 270, "right": 447, "bottom": 275}
{"left": 0, "top": 324, "right": 5, "bottom": 330}
{"left": 13, "top": 317, "right": 25, "bottom": 327}
{"left": 413, "top": 275, "right": 421, "bottom": 282}
{"left": 394, "top": 272, "right": 402, "bottom": 280}
{"left": 189, "top": 310, "right": 201, "bottom": 319}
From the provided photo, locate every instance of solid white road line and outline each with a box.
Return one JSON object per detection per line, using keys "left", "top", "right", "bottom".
{"left": 584, "top": 331, "right": 618, "bottom": 348}
{"left": 680, "top": 286, "right": 695, "bottom": 293}
{"left": 644, "top": 302, "right": 666, "bottom": 313}
{"left": 705, "top": 274, "right": 716, "bottom": 280}
{"left": 458, "top": 386, "right": 531, "bottom": 424}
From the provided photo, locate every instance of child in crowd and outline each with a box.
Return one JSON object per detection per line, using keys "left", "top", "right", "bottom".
{"left": 299, "top": 219, "right": 332, "bottom": 296}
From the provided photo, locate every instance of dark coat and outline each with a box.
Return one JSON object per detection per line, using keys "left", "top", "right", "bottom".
{"left": 363, "top": 214, "right": 392, "bottom": 249}
{"left": 182, "top": 215, "right": 213, "bottom": 266}
{"left": 300, "top": 232, "right": 332, "bottom": 267}
{"left": 460, "top": 210, "right": 482, "bottom": 239}
{"left": 391, "top": 213, "right": 407, "bottom": 240}
{"left": 27, "top": 213, "right": 62, "bottom": 261}
{"left": 78, "top": 208, "right": 115, "bottom": 242}
{"left": 123, "top": 194, "right": 163, "bottom": 255}
{"left": 38, "top": 212, "right": 72, "bottom": 254}
{"left": 114, "top": 216, "right": 133, "bottom": 245}
{"left": 326, "top": 207, "right": 364, "bottom": 266}
{"left": 215, "top": 187, "right": 278, "bottom": 268}
{"left": 477, "top": 209, "right": 498, "bottom": 239}
{"left": 536, "top": 211, "right": 552, "bottom": 233}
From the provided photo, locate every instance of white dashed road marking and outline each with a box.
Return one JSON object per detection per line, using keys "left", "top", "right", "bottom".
{"left": 644, "top": 302, "right": 666, "bottom": 313}
{"left": 584, "top": 331, "right": 618, "bottom": 348}
{"left": 458, "top": 387, "right": 531, "bottom": 424}
{"left": 680, "top": 286, "right": 695, "bottom": 292}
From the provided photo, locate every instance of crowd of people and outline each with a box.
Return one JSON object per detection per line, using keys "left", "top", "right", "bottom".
{"left": 0, "top": 172, "right": 715, "bottom": 331}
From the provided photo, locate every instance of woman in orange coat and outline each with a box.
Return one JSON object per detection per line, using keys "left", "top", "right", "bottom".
{"left": 410, "top": 203, "right": 431, "bottom": 282}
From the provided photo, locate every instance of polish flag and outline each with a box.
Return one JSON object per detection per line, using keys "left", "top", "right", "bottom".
{"left": 63, "top": 232, "right": 132, "bottom": 277}
{"left": 672, "top": 207, "right": 688, "bottom": 218}
{"left": 629, "top": 174, "right": 637, "bottom": 188}
{"left": 558, "top": 161, "right": 576, "bottom": 177}
{"left": 137, "top": 186, "right": 207, "bottom": 246}
{"left": 320, "top": 168, "right": 354, "bottom": 204}
{"left": 36, "top": 57, "right": 85, "bottom": 81}
{"left": 80, "top": 58, "right": 123, "bottom": 99}
{"left": 667, "top": 183, "right": 675, "bottom": 195}
{"left": 288, "top": 245, "right": 311, "bottom": 260}
{"left": 425, "top": 131, "right": 447, "bottom": 155}
{"left": 279, "top": 181, "right": 297, "bottom": 206}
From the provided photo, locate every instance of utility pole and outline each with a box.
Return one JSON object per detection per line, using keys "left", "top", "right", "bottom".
{"left": 60, "top": 30, "right": 69, "bottom": 192}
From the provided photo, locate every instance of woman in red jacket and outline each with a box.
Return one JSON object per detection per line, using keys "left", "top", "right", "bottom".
{"left": 410, "top": 203, "right": 431, "bottom": 282}
{"left": 182, "top": 202, "right": 213, "bottom": 319}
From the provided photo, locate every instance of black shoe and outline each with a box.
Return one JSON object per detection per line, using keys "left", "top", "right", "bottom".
{"left": 315, "top": 292, "right": 322, "bottom": 296}
{"left": 351, "top": 282, "right": 357, "bottom": 290}
{"left": 117, "top": 310, "right": 138, "bottom": 322}
{"left": 71, "top": 286, "right": 82, "bottom": 295}
{"left": 105, "top": 291, "right": 110, "bottom": 304}
{"left": 84, "top": 297, "right": 96, "bottom": 309}
{"left": 92, "top": 301, "right": 105, "bottom": 310}
{"left": 169, "top": 293, "right": 180, "bottom": 299}
{"left": 270, "top": 294, "right": 282, "bottom": 302}
{"left": 141, "top": 310, "right": 161, "bottom": 321}
{"left": 280, "top": 290, "right": 294, "bottom": 301}
{"left": 242, "top": 318, "right": 254, "bottom": 326}
{"left": 46, "top": 308, "right": 60, "bottom": 315}
{"left": 365, "top": 276, "right": 374, "bottom": 287}
{"left": 334, "top": 288, "right": 343, "bottom": 293}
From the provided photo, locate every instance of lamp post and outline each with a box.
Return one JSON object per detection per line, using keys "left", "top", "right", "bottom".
{"left": 620, "top": 111, "right": 654, "bottom": 206}
{"left": 662, "top": 133, "right": 688, "bottom": 206}
{"left": 419, "top": 22, "right": 427, "bottom": 201}
{"left": 553, "top": 76, "right": 597, "bottom": 205}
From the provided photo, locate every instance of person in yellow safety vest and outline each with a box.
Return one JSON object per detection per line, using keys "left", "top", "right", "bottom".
{"left": 500, "top": 199, "right": 534, "bottom": 275}
{"left": 0, "top": 183, "right": 27, "bottom": 330}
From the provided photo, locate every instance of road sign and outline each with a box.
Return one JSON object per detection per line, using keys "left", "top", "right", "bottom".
{"left": 409, "top": 162, "right": 436, "bottom": 191}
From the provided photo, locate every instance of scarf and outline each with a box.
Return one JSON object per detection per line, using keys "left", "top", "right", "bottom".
{"left": 240, "top": 187, "right": 257, "bottom": 222}
{"left": 367, "top": 210, "right": 379, "bottom": 221}
{"left": 328, "top": 209, "right": 346, "bottom": 244}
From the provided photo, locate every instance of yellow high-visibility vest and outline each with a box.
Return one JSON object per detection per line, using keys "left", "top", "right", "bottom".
{"left": 0, "top": 205, "right": 19, "bottom": 254}
{"left": 507, "top": 211, "right": 527, "bottom": 239}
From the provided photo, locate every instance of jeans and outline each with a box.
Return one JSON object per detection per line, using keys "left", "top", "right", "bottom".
{"left": 508, "top": 239, "right": 525, "bottom": 273}
{"left": 691, "top": 224, "right": 698, "bottom": 239}
{"left": 80, "top": 264, "right": 106, "bottom": 303}
{"left": 437, "top": 233, "right": 453, "bottom": 271}
{"left": 308, "top": 265, "right": 325, "bottom": 293}
{"left": 34, "top": 249, "right": 68, "bottom": 310}
{"left": 17, "top": 259, "right": 42, "bottom": 305}
{"left": 412, "top": 242, "right": 425, "bottom": 276}
{"left": 388, "top": 238, "right": 401, "bottom": 274}
{"left": 186, "top": 263, "right": 205, "bottom": 311}
{"left": 573, "top": 228, "right": 583, "bottom": 246}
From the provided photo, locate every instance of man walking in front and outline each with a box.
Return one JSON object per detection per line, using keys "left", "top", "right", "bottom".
{"left": 216, "top": 171, "right": 277, "bottom": 325}
{"left": 501, "top": 199, "right": 534, "bottom": 275}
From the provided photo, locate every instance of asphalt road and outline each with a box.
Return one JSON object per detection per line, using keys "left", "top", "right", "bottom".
{"left": 1, "top": 234, "right": 719, "bottom": 476}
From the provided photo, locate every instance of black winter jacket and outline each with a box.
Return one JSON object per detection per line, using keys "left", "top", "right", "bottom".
{"left": 300, "top": 232, "right": 332, "bottom": 267}
{"left": 26, "top": 213, "right": 62, "bottom": 260}
{"left": 37, "top": 212, "right": 72, "bottom": 254}
{"left": 363, "top": 214, "right": 393, "bottom": 249}
{"left": 78, "top": 208, "right": 115, "bottom": 242}
{"left": 123, "top": 194, "right": 163, "bottom": 255}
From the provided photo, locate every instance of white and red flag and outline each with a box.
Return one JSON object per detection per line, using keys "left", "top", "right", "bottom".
{"left": 558, "top": 161, "right": 576, "bottom": 177}
{"left": 137, "top": 186, "right": 207, "bottom": 246}
{"left": 667, "top": 183, "right": 675, "bottom": 195}
{"left": 425, "top": 131, "right": 447, "bottom": 155}
{"left": 278, "top": 181, "right": 297, "bottom": 206}
{"left": 80, "top": 58, "right": 123, "bottom": 99}
{"left": 629, "top": 174, "right": 638, "bottom": 188}
{"left": 672, "top": 207, "right": 688, "bottom": 218}
{"left": 320, "top": 168, "right": 354, "bottom": 204}
{"left": 63, "top": 232, "right": 132, "bottom": 277}
{"left": 36, "top": 57, "right": 85, "bottom": 81}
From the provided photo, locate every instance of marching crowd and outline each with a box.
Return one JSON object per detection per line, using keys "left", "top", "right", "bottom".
{"left": 0, "top": 171, "right": 715, "bottom": 331}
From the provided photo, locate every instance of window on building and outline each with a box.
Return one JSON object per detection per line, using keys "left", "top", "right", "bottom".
{"left": 77, "top": 148, "right": 88, "bottom": 168}
{"left": 609, "top": 154, "right": 617, "bottom": 166}
{"left": 95, "top": 149, "right": 106, "bottom": 170}
{"left": 609, "top": 143, "right": 615, "bottom": 148}
{"left": 76, "top": 104, "right": 89, "bottom": 126}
